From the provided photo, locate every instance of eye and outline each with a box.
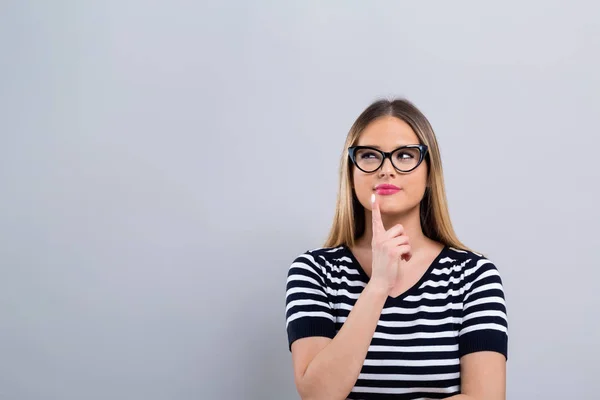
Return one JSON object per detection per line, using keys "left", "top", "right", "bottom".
{"left": 359, "top": 151, "right": 379, "bottom": 159}
{"left": 395, "top": 151, "right": 415, "bottom": 160}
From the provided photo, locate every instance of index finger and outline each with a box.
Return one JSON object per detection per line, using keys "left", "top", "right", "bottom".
{"left": 371, "top": 194, "right": 385, "bottom": 238}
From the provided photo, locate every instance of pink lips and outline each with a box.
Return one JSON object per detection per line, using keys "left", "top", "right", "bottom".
{"left": 374, "top": 184, "right": 401, "bottom": 195}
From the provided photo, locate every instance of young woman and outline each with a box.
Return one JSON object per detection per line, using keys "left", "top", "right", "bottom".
{"left": 285, "top": 99, "right": 508, "bottom": 400}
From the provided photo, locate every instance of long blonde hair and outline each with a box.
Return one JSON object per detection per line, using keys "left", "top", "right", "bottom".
{"left": 324, "top": 98, "right": 474, "bottom": 253}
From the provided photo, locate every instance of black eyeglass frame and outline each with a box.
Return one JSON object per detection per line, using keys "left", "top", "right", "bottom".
{"left": 348, "top": 144, "right": 429, "bottom": 173}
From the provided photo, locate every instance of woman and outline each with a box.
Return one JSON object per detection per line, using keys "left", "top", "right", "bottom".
{"left": 285, "top": 99, "right": 508, "bottom": 400}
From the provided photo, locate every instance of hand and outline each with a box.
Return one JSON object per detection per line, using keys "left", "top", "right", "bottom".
{"left": 368, "top": 193, "right": 412, "bottom": 293}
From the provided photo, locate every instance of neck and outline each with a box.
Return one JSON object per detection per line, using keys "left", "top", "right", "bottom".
{"left": 358, "top": 205, "right": 431, "bottom": 253}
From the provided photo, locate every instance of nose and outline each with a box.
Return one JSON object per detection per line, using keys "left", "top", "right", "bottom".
{"left": 378, "top": 156, "right": 396, "bottom": 178}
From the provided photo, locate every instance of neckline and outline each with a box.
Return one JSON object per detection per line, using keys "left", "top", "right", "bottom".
{"left": 341, "top": 243, "right": 448, "bottom": 301}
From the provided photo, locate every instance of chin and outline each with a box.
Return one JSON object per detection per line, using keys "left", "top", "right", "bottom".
{"left": 378, "top": 200, "right": 419, "bottom": 216}
{"left": 378, "top": 206, "right": 409, "bottom": 216}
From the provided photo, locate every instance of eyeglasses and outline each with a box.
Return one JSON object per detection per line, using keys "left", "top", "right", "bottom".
{"left": 348, "top": 144, "right": 429, "bottom": 173}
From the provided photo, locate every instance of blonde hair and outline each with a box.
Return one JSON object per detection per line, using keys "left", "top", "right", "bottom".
{"left": 324, "top": 98, "right": 475, "bottom": 253}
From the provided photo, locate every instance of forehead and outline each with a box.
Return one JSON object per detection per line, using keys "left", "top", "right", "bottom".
{"left": 356, "top": 116, "right": 419, "bottom": 149}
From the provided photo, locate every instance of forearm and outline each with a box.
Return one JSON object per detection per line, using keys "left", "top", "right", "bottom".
{"left": 298, "top": 282, "right": 388, "bottom": 400}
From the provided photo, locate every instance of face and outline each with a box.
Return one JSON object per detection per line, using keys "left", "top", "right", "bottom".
{"left": 351, "top": 116, "right": 428, "bottom": 216}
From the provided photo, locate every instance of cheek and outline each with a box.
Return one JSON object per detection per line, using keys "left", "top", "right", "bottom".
{"left": 398, "top": 169, "right": 428, "bottom": 199}
{"left": 407, "top": 170, "right": 429, "bottom": 197}
{"left": 352, "top": 172, "right": 373, "bottom": 200}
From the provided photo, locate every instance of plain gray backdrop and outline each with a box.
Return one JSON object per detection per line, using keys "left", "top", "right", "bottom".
{"left": 1, "top": 1, "right": 599, "bottom": 399}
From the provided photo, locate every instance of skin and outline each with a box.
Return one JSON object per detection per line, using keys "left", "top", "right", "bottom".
{"left": 290, "top": 116, "right": 506, "bottom": 400}
{"left": 350, "top": 116, "right": 444, "bottom": 298}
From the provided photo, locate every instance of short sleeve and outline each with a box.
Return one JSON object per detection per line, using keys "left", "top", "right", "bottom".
{"left": 459, "top": 258, "right": 509, "bottom": 360}
{"left": 285, "top": 252, "right": 336, "bottom": 351}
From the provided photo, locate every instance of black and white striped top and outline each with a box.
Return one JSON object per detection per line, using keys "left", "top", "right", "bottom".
{"left": 285, "top": 244, "right": 508, "bottom": 400}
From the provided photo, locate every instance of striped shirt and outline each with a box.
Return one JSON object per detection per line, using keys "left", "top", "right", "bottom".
{"left": 285, "top": 244, "right": 508, "bottom": 400}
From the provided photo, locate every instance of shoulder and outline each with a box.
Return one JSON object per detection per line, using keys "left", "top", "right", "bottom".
{"left": 441, "top": 246, "right": 504, "bottom": 286}
{"left": 288, "top": 245, "right": 348, "bottom": 275}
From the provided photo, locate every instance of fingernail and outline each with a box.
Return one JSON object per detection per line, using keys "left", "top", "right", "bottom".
{"left": 371, "top": 194, "right": 375, "bottom": 203}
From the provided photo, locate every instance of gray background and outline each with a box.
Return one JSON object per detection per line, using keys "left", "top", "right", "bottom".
{"left": 1, "top": 1, "right": 598, "bottom": 399}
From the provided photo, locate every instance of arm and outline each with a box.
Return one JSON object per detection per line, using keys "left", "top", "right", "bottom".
{"left": 447, "top": 258, "right": 509, "bottom": 400}
{"left": 291, "top": 281, "right": 388, "bottom": 400}
{"left": 287, "top": 195, "right": 411, "bottom": 400}
{"left": 445, "top": 351, "right": 506, "bottom": 400}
